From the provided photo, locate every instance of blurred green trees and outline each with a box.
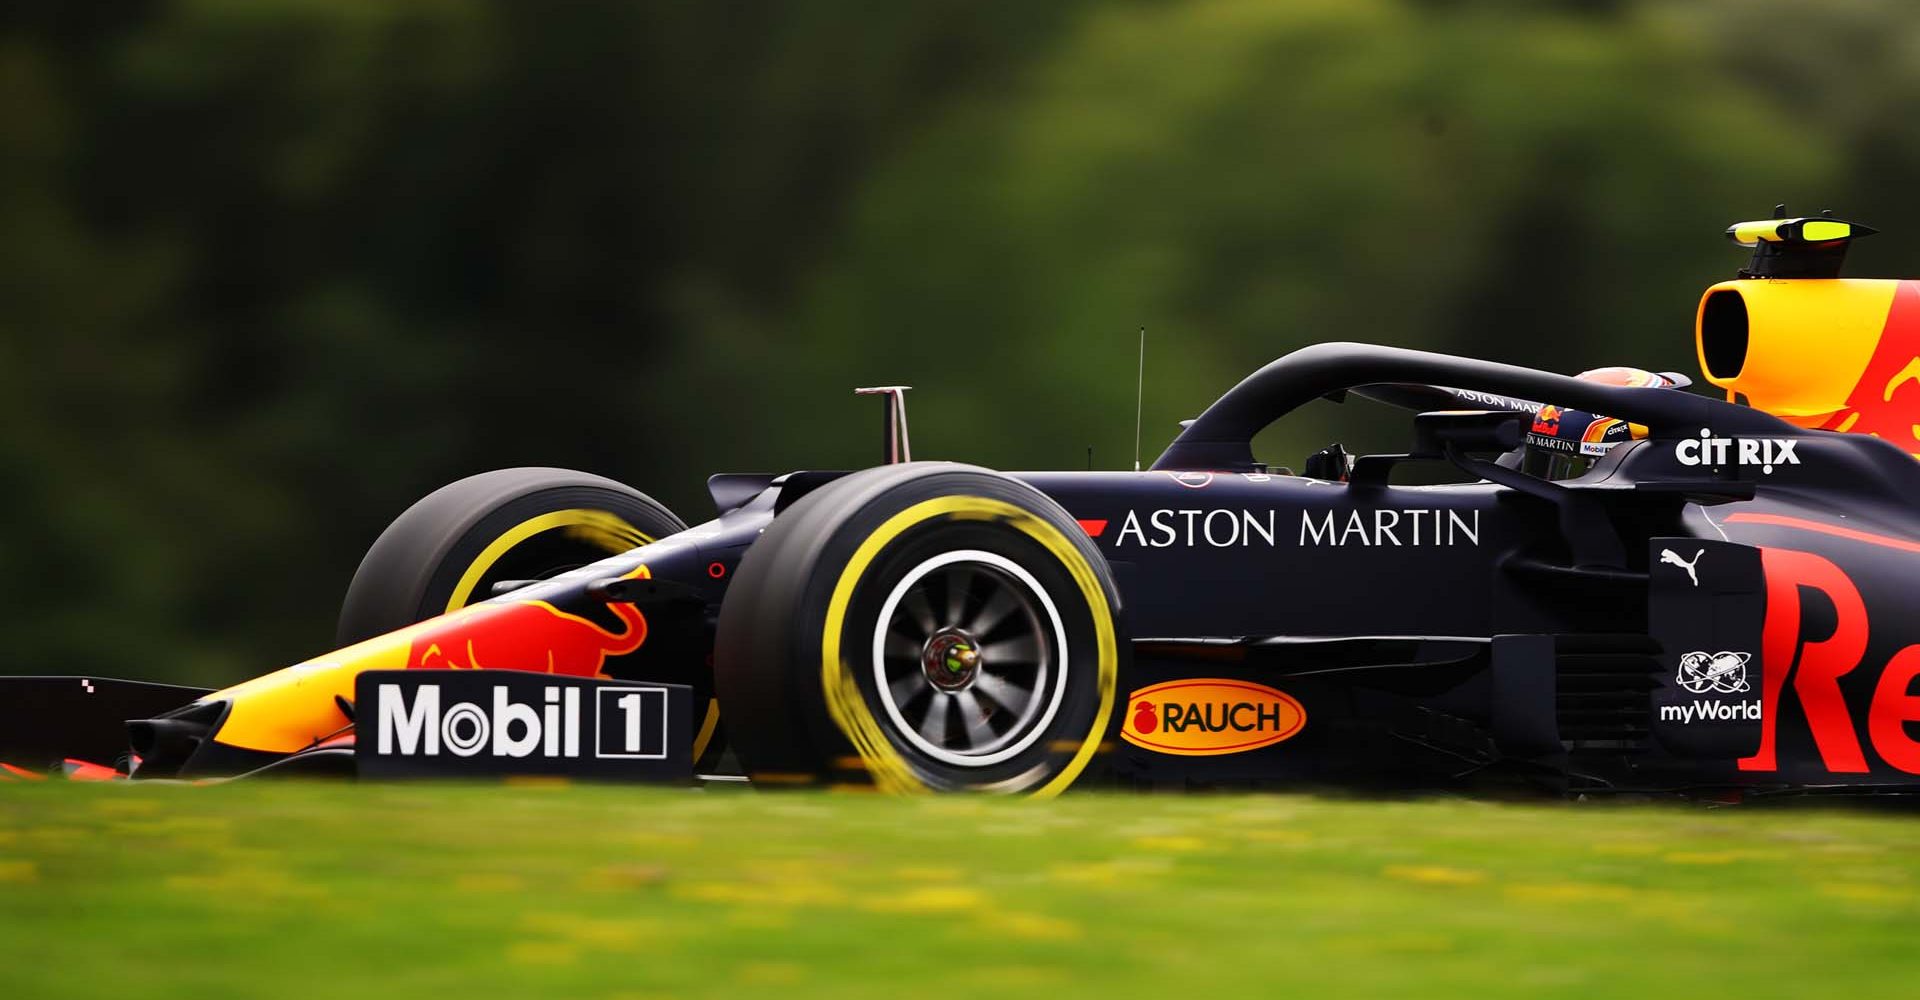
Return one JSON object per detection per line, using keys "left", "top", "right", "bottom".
{"left": 2, "top": 0, "right": 1918, "bottom": 684}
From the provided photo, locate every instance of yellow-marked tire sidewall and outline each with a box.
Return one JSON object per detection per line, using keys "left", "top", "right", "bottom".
{"left": 443, "top": 508, "right": 656, "bottom": 613}
{"left": 824, "top": 497, "right": 1117, "bottom": 796}
{"left": 713, "top": 464, "right": 1124, "bottom": 796}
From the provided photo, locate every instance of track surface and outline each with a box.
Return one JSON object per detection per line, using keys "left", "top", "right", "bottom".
{"left": 2, "top": 783, "right": 1917, "bottom": 998}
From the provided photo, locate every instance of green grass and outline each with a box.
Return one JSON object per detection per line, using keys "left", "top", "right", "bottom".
{"left": 2, "top": 783, "right": 1918, "bottom": 998}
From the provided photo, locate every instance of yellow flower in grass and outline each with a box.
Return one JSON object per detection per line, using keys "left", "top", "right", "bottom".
{"left": 1382, "top": 865, "right": 1486, "bottom": 886}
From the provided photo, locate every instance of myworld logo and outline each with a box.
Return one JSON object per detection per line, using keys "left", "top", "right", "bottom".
{"left": 1676, "top": 650, "right": 1751, "bottom": 695}
{"left": 1660, "top": 699, "right": 1762, "bottom": 725}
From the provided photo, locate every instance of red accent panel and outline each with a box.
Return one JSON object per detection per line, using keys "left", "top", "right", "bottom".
{"left": 1724, "top": 512, "right": 1920, "bottom": 554}
{"left": 60, "top": 759, "right": 122, "bottom": 782}
{"left": 1076, "top": 519, "right": 1108, "bottom": 538}
{"left": 1739, "top": 548, "right": 1869, "bottom": 773}
{"left": 0, "top": 763, "right": 45, "bottom": 781}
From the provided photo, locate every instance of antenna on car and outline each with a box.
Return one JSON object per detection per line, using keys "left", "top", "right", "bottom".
{"left": 1133, "top": 327, "right": 1146, "bottom": 471}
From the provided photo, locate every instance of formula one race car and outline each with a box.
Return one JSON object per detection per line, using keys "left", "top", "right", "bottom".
{"left": 7, "top": 210, "right": 1920, "bottom": 799}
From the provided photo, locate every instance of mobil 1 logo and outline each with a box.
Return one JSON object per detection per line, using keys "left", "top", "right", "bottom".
{"left": 354, "top": 669, "right": 691, "bottom": 781}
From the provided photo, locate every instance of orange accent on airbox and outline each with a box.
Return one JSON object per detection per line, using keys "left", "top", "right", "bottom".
{"left": 1695, "top": 278, "right": 1920, "bottom": 456}
{"left": 1120, "top": 679, "right": 1305, "bottom": 756}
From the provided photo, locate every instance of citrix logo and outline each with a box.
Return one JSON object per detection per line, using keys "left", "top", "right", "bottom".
{"left": 1674, "top": 429, "right": 1800, "bottom": 475}
{"left": 377, "top": 683, "right": 582, "bottom": 758}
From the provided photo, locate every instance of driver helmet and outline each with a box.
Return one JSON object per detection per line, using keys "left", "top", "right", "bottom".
{"left": 1518, "top": 367, "right": 1690, "bottom": 481}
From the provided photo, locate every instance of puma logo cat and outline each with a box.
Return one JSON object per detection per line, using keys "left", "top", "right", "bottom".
{"left": 1660, "top": 547, "right": 1703, "bottom": 587}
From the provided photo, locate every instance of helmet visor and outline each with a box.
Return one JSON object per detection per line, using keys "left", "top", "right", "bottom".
{"left": 1518, "top": 443, "right": 1596, "bottom": 481}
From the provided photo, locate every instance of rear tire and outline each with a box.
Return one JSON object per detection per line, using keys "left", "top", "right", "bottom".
{"left": 713, "top": 463, "right": 1125, "bottom": 795}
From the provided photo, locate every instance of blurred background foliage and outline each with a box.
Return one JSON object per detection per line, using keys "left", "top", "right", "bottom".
{"left": 2, "top": 0, "right": 1918, "bottom": 685}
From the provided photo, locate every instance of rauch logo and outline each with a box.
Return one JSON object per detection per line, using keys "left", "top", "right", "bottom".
{"left": 1120, "top": 678, "right": 1306, "bottom": 756}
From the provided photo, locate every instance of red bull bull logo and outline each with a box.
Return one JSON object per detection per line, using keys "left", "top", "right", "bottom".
{"left": 196, "top": 567, "right": 657, "bottom": 756}
{"left": 407, "top": 600, "right": 648, "bottom": 677}
{"left": 1818, "top": 281, "right": 1920, "bottom": 454}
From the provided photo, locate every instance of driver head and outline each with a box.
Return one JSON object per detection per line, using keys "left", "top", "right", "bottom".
{"left": 1518, "top": 367, "right": 1691, "bottom": 480}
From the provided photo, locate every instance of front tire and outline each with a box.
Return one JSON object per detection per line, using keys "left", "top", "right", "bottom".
{"left": 337, "top": 467, "right": 687, "bottom": 644}
{"left": 714, "top": 463, "right": 1125, "bottom": 795}
{"left": 337, "top": 467, "right": 732, "bottom": 769}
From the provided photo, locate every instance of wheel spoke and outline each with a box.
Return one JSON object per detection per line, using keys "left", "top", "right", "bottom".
{"left": 955, "top": 690, "right": 996, "bottom": 749}
{"left": 903, "top": 587, "right": 938, "bottom": 635}
{"left": 884, "top": 632, "right": 921, "bottom": 662}
{"left": 965, "top": 584, "right": 1022, "bottom": 638}
{"left": 890, "top": 672, "right": 931, "bottom": 709}
{"left": 980, "top": 633, "right": 1042, "bottom": 665}
{"left": 972, "top": 670, "right": 1031, "bottom": 712}
{"left": 943, "top": 566, "right": 973, "bottom": 627}
{"left": 917, "top": 691, "right": 953, "bottom": 743}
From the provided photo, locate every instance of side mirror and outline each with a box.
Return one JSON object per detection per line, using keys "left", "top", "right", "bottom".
{"left": 1351, "top": 410, "right": 1527, "bottom": 487}
{"left": 1412, "top": 410, "right": 1525, "bottom": 458}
